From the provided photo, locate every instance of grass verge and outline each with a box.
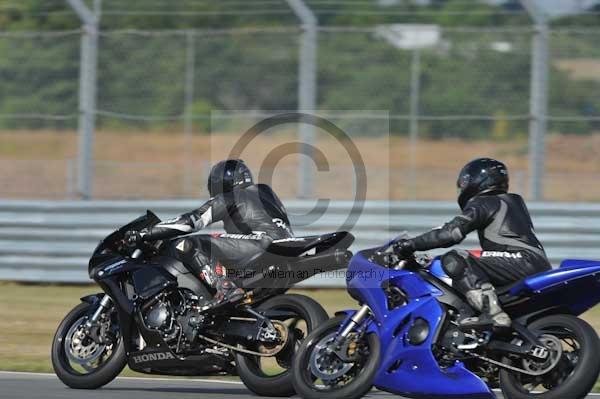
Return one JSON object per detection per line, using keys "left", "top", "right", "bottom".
{"left": 1, "top": 282, "right": 599, "bottom": 391}
{"left": 0, "top": 282, "right": 355, "bottom": 377}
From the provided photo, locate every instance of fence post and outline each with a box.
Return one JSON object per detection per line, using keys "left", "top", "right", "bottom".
{"left": 408, "top": 48, "right": 421, "bottom": 199}
{"left": 67, "top": 0, "right": 101, "bottom": 200}
{"left": 183, "top": 30, "right": 196, "bottom": 197}
{"left": 521, "top": 0, "right": 549, "bottom": 201}
{"left": 286, "top": 0, "right": 317, "bottom": 199}
{"left": 66, "top": 159, "right": 75, "bottom": 197}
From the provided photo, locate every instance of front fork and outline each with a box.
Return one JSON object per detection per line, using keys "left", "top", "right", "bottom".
{"left": 86, "top": 295, "right": 113, "bottom": 328}
{"left": 325, "top": 305, "right": 371, "bottom": 363}
{"left": 338, "top": 305, "right": 371, "bottom": 340}
{"left": 82, "top": 295, "right": 116, "bottom": 345}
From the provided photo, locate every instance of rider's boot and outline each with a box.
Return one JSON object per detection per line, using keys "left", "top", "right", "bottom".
{"left": 460, "top": 283, "right": 511, "bottom": 330}
{"left": 200, "top": 263, "right": 245, "bottom": 311}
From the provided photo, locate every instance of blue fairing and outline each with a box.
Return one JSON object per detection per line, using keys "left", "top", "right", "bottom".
{"left": 518, "top": 262, "right": 600, "bottom": 293}
{"left": 501, "top": 259, "right": 600, "bottom": 317}
{"left": 560, "top": 259, "right": 600, "bottom": 269}
{"left": 430, "top": 257, "right": 449, "bottom": 280}
{"left": 346, "top": 251, "right": 495, "bottom": 399}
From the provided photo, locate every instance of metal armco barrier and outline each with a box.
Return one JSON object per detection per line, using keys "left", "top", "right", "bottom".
{"left": 0, "top": 200, "right": 599, "bottom": 287}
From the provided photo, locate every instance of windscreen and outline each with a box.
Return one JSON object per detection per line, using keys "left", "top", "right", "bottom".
{"left": 94, "top": 210, "right": 161, "bottom": 254}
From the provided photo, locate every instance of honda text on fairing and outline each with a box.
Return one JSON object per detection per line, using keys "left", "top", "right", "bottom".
{"left": 292, "top": 240, "right": 600, "bottom": 399}
{"left": 51, "top": 210, "right": 353, "bottom": 396}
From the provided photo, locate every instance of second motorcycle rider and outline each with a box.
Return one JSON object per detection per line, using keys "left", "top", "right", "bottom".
{"left": 392, "top": 158, "right": 551, "bottom": 329}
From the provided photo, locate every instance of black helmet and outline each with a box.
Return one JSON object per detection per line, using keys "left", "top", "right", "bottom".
{"left": 457, "top": 158, "right": 509, "bottom": 209}
{"left": 207, "top": 159, "right": 254, "bottom": 197}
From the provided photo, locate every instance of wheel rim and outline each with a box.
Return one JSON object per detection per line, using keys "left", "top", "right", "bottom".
{"left": 508, "top": 326, "right": 582, "bottom": 394}
{"left": 58, "top": 311, "right": 119, "bottom": 375}
{"left": 242, "top": 306, "right": 310, "bottom": 378}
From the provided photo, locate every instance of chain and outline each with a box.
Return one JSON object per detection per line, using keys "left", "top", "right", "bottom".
{"left": 197, "top": 334, "right": 284, "bottom": 357}
{"left": 465, "top": 351, "right": 552, "bottom": 376}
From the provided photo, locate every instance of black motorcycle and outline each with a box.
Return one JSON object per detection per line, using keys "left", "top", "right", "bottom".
{"left": 52, "top": 210, "right": 353, "bottom": 396}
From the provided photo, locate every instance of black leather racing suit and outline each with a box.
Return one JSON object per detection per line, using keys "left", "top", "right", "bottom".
{"left": 142, "top": 184, "right": 293, "bottom": 283}
{"left": 408, "top": 193, "right": 551, "bottom": 294}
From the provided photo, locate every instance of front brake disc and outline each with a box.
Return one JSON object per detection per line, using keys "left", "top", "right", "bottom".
{"left": 309, "top": 332, "right": 355, "bottom": 381}
{"left": 64, "top": 317, "right": 107, "bottom": 368}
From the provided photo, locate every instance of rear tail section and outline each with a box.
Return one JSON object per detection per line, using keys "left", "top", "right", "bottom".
{"left": 502, "top": 260, "right": 600, "bottom": 320}
{"left": 242, "top": 249, "right": 353, "bottom": 290}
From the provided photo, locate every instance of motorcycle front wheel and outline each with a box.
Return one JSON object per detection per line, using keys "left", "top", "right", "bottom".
{"left": 235, "top": 294, "right": 328, "bottom": 397}
{"left": 51, "top": 301, "right": 126, "bottom": 389}
{"left": 292, "top": 315, "right": 381, "bottom": 399}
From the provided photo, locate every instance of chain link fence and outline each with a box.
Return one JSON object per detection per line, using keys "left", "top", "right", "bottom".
{"left": 1, "top": 24, "right": 600, "bottom": 200}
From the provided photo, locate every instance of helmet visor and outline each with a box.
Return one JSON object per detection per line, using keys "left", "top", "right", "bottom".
{"left": 457, "top": 173, "right": 470, "bottom": 191}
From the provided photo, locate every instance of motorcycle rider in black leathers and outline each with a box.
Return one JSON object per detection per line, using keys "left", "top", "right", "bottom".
{"left": 392, "top": 158, "right": 551, "bottom": 329}
{"left": 126, "top": 159, "right": 293, "bottom": 310}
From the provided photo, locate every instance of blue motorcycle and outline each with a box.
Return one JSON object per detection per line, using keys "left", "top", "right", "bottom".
{"left": 292, "top": 242, "right": 600, "bottom": 399}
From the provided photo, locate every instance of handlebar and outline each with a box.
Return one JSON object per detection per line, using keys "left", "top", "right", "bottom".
{"left": 371, "top": 245, "right": 431, "bottom": 271}
{"left": 382, "top": 242, "right": 396, "bottom": 253}
{"left": 394, "top": 259, "right": 408, "bottom": 270}
{"left": 131, "top": 249, "right": 143, "bottom": 259}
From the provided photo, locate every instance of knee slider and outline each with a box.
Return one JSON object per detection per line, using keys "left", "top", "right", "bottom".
{"left": 441, "top": 250, "right": 468, "bottom": 279}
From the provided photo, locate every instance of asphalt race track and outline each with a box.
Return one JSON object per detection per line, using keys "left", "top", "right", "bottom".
{"left": 2, "top": 371, "right": 600, "bottom": 399}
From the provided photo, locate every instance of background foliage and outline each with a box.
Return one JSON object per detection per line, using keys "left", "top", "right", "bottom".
{"left": 0, "top": 0, "right": 599, "bottom": 137}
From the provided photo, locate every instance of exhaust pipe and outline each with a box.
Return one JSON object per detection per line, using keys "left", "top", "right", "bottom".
{"left": 293, "top": 249, "right": 353, "bottom": 271}
{"left": 242, "top": 249, "right": 353, "bottom": 290}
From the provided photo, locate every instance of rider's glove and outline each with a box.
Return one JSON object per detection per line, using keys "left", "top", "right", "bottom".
{"left": 392, "top": 239, "right": 416, "bottom": 258}
{"left": 124, "top": 230, "right": 143, "bottom": 248}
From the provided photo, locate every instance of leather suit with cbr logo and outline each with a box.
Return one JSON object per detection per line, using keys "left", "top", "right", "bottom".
{"left": 141, "top": 183, "right": 293, "bottom": 290}
{"left": 408, "top": 192, "right": 551, "bottom": 294}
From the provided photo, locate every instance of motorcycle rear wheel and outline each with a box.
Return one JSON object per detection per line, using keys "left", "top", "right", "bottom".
{"left": 292, "top": 315, "right": 381, "bottom": 399}
{"left": 235, "top": 294, "right": 329, "bottom": 397}
{"left": 499, "top": 314, "right": 600, "bottom": 399}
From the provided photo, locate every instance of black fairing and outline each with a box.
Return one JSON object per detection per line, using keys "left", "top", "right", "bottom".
{"left": 88, "top": 210, "right": 161, "bottom": 276}
{"left": 147, "top": 256, "right": 212, "bottom": 304}
{"left": 89, "top": 252, "right": 119, "bottom": 272}
{"left": 266, "top": 231, "right": 354, "bottom": 258}
{"left": 91, "top": 255, "right": 142, "bottom": 280}
{"left": 241, "top": 248, "right": 353, "bottom": 291}
{"left": 128, "top": 349, "right": 235, "bottom": 376}
{"left": 131, "top": 267, "right": 177, "bottom": 300}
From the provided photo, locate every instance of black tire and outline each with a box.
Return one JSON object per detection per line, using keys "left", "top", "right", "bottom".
{"left": 51, "top": 302, "right": 127, "bottom": 389}
{"left": 292, "top": 315, "right": 381, "bottom": 399}
{"left": 500, "top": 314, "right": 600, "bottom": 399}
{"left": 235, "top": 294, "right": 329, "bottom": 397}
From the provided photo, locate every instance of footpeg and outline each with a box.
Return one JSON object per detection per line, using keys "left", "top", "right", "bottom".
{"left": 456, "top": 331, "right": 492, "bottom": 351}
